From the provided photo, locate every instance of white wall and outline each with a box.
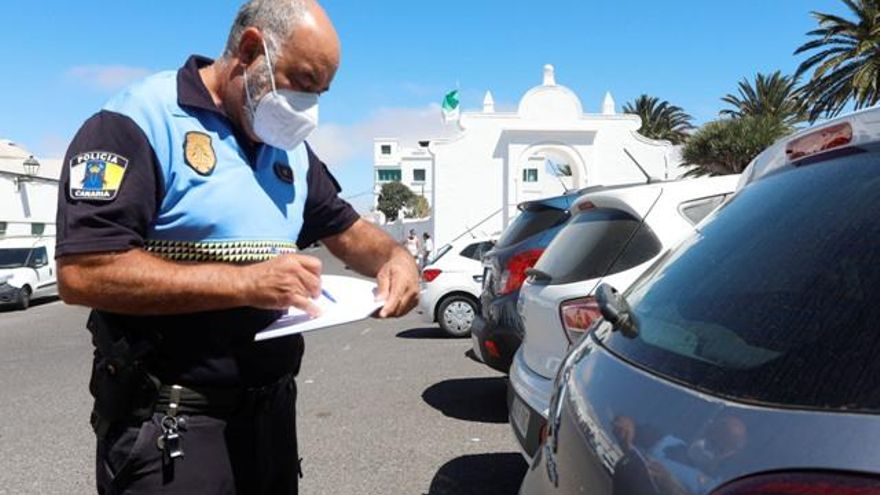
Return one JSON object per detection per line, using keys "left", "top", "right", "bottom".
{"left": 0, "top": 173, "right": 58, "bottom": 238}
{"left": 430, "top": 121, "right": 507, "bottom": 246}
{"left": 380, "top": 217, "right": 433, "bottom": 246}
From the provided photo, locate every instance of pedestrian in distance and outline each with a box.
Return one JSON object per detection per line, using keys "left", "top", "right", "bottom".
{"left": 55, "top": 1, "right": 419, "bottom": 493}
{"left": 421, "top": 232, "right": 434, "bottom": 268}
{"left": 404, "top": 228, "right": 421, "bottom": 260}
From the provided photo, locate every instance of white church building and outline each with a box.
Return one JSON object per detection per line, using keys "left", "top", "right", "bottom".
{"left": 374, "top": 65, "right": 687, "bottom": 246}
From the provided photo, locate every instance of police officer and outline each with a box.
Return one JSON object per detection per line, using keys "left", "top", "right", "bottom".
{"left": 55, "top": 1, "right": 419, "bottom": 493}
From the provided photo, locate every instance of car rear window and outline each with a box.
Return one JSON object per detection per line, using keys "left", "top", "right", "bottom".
{"left": 533, "top": 208, "right": 662, "bottom": 286}
{"left": 679, "top": 194, "right": 727, "bottom": 225}
{"left": 496, "top": 206, "right": 569, "bottom": 248}
{"left": 460, "top": 241, "right": 494, "bottom": 261}
{"left": 429, "top": 244, "right": 452, "bottom": 265}
{"left": 602, "top": 148, "right": 880, "bottom": 412}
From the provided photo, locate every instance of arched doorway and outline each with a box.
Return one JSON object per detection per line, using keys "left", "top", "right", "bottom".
{"left": 514, "top": 142, "right": 587, "bottom": 205}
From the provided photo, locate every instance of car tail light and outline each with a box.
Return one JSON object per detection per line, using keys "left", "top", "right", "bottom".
{"left": 711, "top": 471, "right": 880, "bottom": 495}
{"left": 786, "top": 122, "right": 853, "bottom": 161}
{"left": 499, "top": 249, "right": 544, "bottom": 295}
{"left": 576, "top": 200, "right": 596, "bottom": 212}
{"left": 560, "top": 297, "right": 602, "bottom": 343}
{"left": 422, "top": 268, "right": 442, "bottom": 283}
{"left": 484, "top": 339, "right": 502, "bottom": 359}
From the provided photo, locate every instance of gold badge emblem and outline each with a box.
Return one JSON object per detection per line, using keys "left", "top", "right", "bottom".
{"left": 184, "top": 132, "right": 216, "bottom": 176}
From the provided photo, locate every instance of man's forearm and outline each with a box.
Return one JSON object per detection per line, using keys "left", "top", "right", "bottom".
{"left": 324, "top": 219, "right": 408, "bottom": 276}
{"left": 59, "top": 249, "right": 249, "bottom": 315}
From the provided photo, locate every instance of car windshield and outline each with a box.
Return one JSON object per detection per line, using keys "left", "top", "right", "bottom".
{"left": 496, "top": 206, "right": 569, "bottom": 248}
{"left": 602, "top": 146, "right": 880, "bottom": 412}
{"left": 0, "top": 249, "right": 32, "bottom": 269}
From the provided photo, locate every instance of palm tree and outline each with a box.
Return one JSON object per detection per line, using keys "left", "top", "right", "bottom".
{"left": 721, "top": 71, "right": 806, "bottom": 125}
{"left": 795, "top": 0, "right": 880, "bottom": 121}
{"left": 682, "top": 115, "right": 791, "bottom": 176}
{"left": 623, "top": 95, "right": 694, "bottom": 145}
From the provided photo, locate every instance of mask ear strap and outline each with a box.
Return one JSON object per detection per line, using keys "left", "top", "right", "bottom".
{"left": 261, "top": 36, "right": 278, "bottom": 94}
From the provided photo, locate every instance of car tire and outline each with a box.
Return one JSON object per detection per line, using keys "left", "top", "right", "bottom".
{"left": 16, "top": 286, "right": 31, "bottom": 311}
{"left": 437, "top": 296, "right": 478, "bottom": 338}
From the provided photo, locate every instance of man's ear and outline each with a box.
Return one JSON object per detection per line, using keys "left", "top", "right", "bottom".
{"left": 237, "top": 28, "right": 264, "bottom": 66}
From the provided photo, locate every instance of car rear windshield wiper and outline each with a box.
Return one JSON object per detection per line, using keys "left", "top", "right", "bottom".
{"left": 525, "top": 268, "right": 553, "bottom": 284}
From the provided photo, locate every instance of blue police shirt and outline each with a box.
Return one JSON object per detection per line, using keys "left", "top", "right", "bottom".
{"left": 56, "top": 56, "right": 360, "bottom": 386}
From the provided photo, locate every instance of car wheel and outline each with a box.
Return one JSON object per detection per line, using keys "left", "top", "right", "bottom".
{"left": 16, "top": 286, "right": 31, "bottom": 311}
{"left": 438, "top": 296, "right": 478, "bottom": 338}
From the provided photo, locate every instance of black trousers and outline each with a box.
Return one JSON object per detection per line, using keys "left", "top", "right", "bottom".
{"left": 95, "top": 375, "right": 299, "bottom": 495}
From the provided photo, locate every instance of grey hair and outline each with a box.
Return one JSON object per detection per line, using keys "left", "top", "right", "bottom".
{"left": 223, "top": 0, "right": 309, "bottom": 60}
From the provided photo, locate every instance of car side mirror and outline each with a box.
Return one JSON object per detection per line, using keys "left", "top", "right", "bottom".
{"left": 595, "top": 284, "right": 639, "bottom": 338}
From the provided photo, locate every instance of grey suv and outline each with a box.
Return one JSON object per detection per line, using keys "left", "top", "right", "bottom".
{"left": 521, "top": 113, "right": 880, "bottom": 494}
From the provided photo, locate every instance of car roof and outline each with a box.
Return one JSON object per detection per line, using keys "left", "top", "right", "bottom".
{"left": 739, "top": 106, "right": 880, "bottom": 189}
{"left": 450, "top": 235, "right": 496, "bottom": 248}
{"left": 570, "top": 175, "right": 740, "bottom": 218}
{"left": 518, "top": 182, "right": 649, "bottom": 212}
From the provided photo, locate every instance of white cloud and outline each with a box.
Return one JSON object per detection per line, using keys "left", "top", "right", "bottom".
{"left": 65, "top": 65, "right": 152, "bottom": 91}
{"left": 309, "top": 104, "right": 454, "bottom": 167}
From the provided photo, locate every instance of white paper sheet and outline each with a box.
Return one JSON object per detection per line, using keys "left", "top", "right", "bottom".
{"left": 254, "top": 275, "right": 384, "bottom": 341}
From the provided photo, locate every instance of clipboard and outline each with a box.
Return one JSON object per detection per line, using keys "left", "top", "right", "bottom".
{"left": 254, "top": 275, "right": 383, "bottom": 341}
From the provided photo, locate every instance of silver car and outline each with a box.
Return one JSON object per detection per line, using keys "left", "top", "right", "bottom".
{"left": 521, "top": 109, "right": 880, "bottom": 494}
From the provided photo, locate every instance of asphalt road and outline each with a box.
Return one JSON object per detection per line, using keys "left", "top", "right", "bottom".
{"left": 0, "top": 248, "right": 527, "bottom": 495}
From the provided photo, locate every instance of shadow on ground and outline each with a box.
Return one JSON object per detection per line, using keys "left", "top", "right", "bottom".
{"left": 0, "top": 296, "right": 60, "bottom": 313}
{"left": 464, "top": 348, "right": 481, "bottom": 364}
{"left": 396, "top": 327, "right": 453, "bottom": 340}
{"left": 422, "top": 377, "right": 509, "bottom": 423}
{"left": 425, "top": 453, "right": 528, "bottom": 495}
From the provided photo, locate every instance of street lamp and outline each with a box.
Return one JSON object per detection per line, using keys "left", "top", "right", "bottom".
{"left": 14, "top": 155, "right": 40, "bottom": 191}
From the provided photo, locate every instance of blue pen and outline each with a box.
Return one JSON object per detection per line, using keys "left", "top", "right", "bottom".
{"left": 321, "top": 288, "right": 337, "bottom": 304}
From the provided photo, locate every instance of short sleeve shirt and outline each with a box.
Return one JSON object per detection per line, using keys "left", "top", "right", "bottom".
{"left": 57, "top": 56, "right": 359, "bottom": 387}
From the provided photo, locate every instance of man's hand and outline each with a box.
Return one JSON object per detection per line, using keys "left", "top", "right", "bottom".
{"left": 375, "top": 249, "right": 420, "bottom": 318}
{"left": 243, "top": 254, "right": 324, "bottom": 316}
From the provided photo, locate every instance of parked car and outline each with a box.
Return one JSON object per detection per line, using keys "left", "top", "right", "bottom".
{"left": 521, "top": 110, "right": 880, "bottom": 494}
{"left": 472, "top": 185, "right": 633, "bottom": 372}
{"left": 509, "top": 175, "right": 738, "bottom": 461}
{"left": 0, "top": 237, "right": 57, "bottom": 310}
{"left": 418, "top": 235, "right": 496, "bottom": 337}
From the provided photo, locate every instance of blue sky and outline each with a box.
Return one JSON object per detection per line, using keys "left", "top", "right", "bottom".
{"left": 0, "top": 1, "right": 844, "bottom": 211}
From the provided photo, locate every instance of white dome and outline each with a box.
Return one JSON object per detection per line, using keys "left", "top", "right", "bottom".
{"left": 517, "top": 65, "right": 583, "bottom": 121}
{"left": 0, "top": 139, "right": 31, "bottom": 159}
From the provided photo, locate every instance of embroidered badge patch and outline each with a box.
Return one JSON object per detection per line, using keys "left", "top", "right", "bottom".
{"left": 69, "top": 151, "right": 129, "bottom": 201}
{"left": 274, "top": 162, "right": 295, "bottom": 184}
{"left": 184, "top": 131, "right": 216, "bottom": 175}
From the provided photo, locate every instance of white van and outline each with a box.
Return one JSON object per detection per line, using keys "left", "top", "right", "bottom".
{"left": 0, "top": 237, "right": 57, "bottom": 310}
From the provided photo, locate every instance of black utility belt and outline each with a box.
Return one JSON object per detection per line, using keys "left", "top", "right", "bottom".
{"left": 154, "top": 372, "right": 296, "bottom": 416}
{"left": 155, "top": 383, "right": 243, "bottom": 416}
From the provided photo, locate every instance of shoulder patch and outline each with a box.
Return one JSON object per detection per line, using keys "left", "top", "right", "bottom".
{"left": 184, "top": 131, "right": 216, "bottom": 176}
{"left": 69, "top": 151, "right": 129, "bottom": 201}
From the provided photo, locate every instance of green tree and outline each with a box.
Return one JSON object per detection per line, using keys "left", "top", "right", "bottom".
{"left": 721, "top": 71, "right": 806, "bottom": 125}
{"left": 682, "top": 115, "right": 792, "bottom": 176}
{"left": 622, "top": 95, "right": 694, "bottom": 145}
{"left": 405, "top": 195, "right": 431, "bottom": 219}
{"left": 377, "top": 181, "right": 415, "bottom": 222}
{"left": 795, "top": 0, "right": 880, "bottom": 121}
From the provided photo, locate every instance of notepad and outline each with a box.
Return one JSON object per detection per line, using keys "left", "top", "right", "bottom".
{"left": 254, "top": 275, "right": 384, "bottom": 341}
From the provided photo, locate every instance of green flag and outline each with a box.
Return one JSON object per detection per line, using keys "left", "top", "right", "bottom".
{"left": 442, "top": 90, "right": 460, "bottom": 123}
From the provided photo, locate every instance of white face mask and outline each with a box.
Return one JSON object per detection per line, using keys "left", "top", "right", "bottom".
{"left": 244, "top": 39, "right": 319, "bottom": 150}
